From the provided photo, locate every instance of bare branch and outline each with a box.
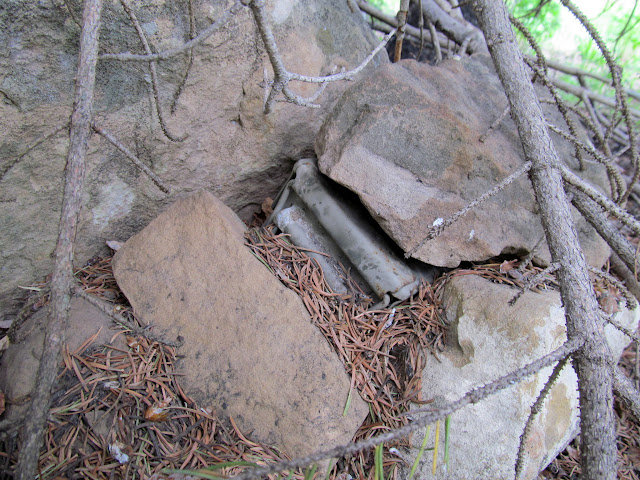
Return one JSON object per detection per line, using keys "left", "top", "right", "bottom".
{"left": 547, "top": 122, "right": 626, "bottom": 200}
{"left": 561, "top": 165, "right": 640, "bottom": 238}
{"left": 90, "top": 124, "right": 170, "bottom": 194}
{"left": 588, "top": 266, "right": 637, "bottom": 312}
{"left": 571, "top": 190, "right": 638, "bottom": 275}
{"left": 479, "top": 104, "right": 510, "bottom": 142}
{"left": 613, "top": 367, "right": 640, "bottom": 422}
{"left": 394, "top": 0, "right": 410, "bottom": 62}
{"left": 405, "top": 161, "right": 531, "bottom": 258}
{"left": 247, "top": 0, "right": 395, "bottom": 112}
{"left": 119, "top": 0, "right": 186, "bottom": 142}
{"left": 100, "top": 1, "right": 244, "bottom": 62}
{"left": 474, "top": 0, "right": 618, "bottom": 475}
{"left": 509, "top": 263, "right": 560, "bottom": 306}
{"left": 515, "top": 356, "right": 572, "bottom": 479}
{"left": 610, "top": 254, "right": 640, "bottom": 303}
{"left": 356, "top": 0, "right": 450, "bottom": 50}
{"left": 15, "top": 1, "right": 103, "bottom": 477}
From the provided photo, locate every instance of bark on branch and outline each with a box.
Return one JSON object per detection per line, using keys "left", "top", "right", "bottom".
{"left": 473, "top": 0, "right": 617, "bottom": 478}
{"left": 14, "top": 1, "right": 102, "bottom": 478}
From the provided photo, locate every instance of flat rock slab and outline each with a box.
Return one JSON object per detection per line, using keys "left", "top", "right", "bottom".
{"left": 316, "top": 56, "right": 610, "bottom": 268}
{"left": 410, "top": 274, "right": 639, "bottom": 479}
{"left": 112, "top": 191, "right": 368, "bottom": 458}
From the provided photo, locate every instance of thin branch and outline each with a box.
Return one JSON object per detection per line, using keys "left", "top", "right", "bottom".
{"left": 15, "top": 1, "right": 103, "bottom": 478}
{"left": 247, "top": 0, "right": 395, "bottom": 112}
{"left": 570, "top": 190, "right": 638, "bottom": 279}
{"left": 394, "top": 0, "right": 410, "bottom": 62}
{"left": 610, "top": 254, "right": 640, "bottom": 303}
{"left": 557, "top": 0, "right": 639, "bottom": 203}
{"left": 427, "top": 20, "right": 442, "bottom": 63}
{"left": 405, "top": 161, "right": 531, "bottom": 258}
{"left": 100, "top": 1, "right": 244, "bottom": 62}
{"left": 356, "top": 0, "right": 450, "bottom": 50}
{"left": 588, "top": 266, "right": 637, "bottom": 311}
{"left": 226, "top": 339, "right": 582, "bottom": 480}
{"left": 171, "top": 0, "right": 196, "bottom": 113}
{"left": 517, "top": 235, "right": 546, "bottom": 274}
{"left": 547, "top": 122, "right": 625, "bottom": 201}
{"left": 515, "top": 356, "right": 572, "bottom": 479}
{"left": 561, "top": 165, "right": 640, "bottom": 238}
{"left": 479, "top": 104, "right": 510, "bottom": 142}
{"left": 509, "top": 263, "right": 560, "bottom": 306}
{"left": 91, "top": 123, "right": 171, "bottom": 194}
{"left": 613, "top": 367, "right": 640, "bottom": 422}
{"left": 119, "top": 0, "right": 186, "bottom": 142}
{"left": 0, "top": 122, "right": 70, "bottom": 181}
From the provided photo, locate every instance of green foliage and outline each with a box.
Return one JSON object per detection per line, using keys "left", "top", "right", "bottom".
{"left": 508, "top": 0, "right": 562, "bottom": 43}
{"left": 367, "top": 0, "right": 398, "bottom": 15}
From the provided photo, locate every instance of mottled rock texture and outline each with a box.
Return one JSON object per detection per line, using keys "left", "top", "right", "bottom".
{"left": 0, "top": 0, "right": 386, "bottom": 319}
{"left": 316, "top": 56, "right": 610, "bottom": 268}
{"left": 410, "top": 274, "right": 638, "bottom": 480}
{"left": 111, "top": 191, "right": 369, "bottom": 458}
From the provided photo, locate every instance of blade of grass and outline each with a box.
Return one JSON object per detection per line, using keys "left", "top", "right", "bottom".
{"left": 409, "top": 425, "right": 431, "bottom": 479}
{"left": 304, "top": 464, "right": 318, "bottom": 480}
{"left": 444, "top": 415, "right": 451, "bottom": 472}
{"left": 432, "top": 420, "right": 440, "bottom": 475}
{"left": 375, "top": 443, "right": 384, "bottom": 480}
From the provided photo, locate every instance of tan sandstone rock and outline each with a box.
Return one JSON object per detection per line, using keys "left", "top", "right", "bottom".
{"left": 409, "top": 274, "right": 639, "bottom": 480}
{"left": 112, "top": 190, "right": 369, "bottom": 458}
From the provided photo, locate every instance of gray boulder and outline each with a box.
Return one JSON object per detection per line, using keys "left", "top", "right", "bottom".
{"left": 315, "top": 56, "right": 610, "bottom": 268}
{"left": 0, "top": 0, "right": 386, "bottom": 319}
{"left": 408, "top": 274, "right": 638, "bottom": 479}
{"left": 112, "top": 190, "right": 369, "bottom": 459}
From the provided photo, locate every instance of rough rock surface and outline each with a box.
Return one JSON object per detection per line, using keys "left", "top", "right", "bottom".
{"left": 0, "top": 296, "right": 125, "bottom": 422}
{"left": 0, "top": 0, "right": 386, "bottom": 319}
{"left": 316, "top": 56, "right": 610, "bottom": 268}
{"left": 111, "top": 191, "right": 369, "bottom": 458}
{"left": 409, "top": 274, "right": 639, "bottom": 480}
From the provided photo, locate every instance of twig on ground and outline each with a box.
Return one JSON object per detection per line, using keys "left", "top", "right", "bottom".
{"left": 15, "top": 1, "right": 103, "bottom": 478}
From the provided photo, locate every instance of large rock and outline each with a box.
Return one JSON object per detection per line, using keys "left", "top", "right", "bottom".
{"left": 0, "top": 296, "right": 125, "bottom": 423}
{"left": 111, "top": 191, "right": 369, "bottom": 458}
{"left": 315, "top": 56, "right": 610, "bottom": 268}
{"left": 0, "top": 0, "right": 386, "bottom": 320}
{"left": 408, "top": 274, "right": 639, "bottom": 480}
